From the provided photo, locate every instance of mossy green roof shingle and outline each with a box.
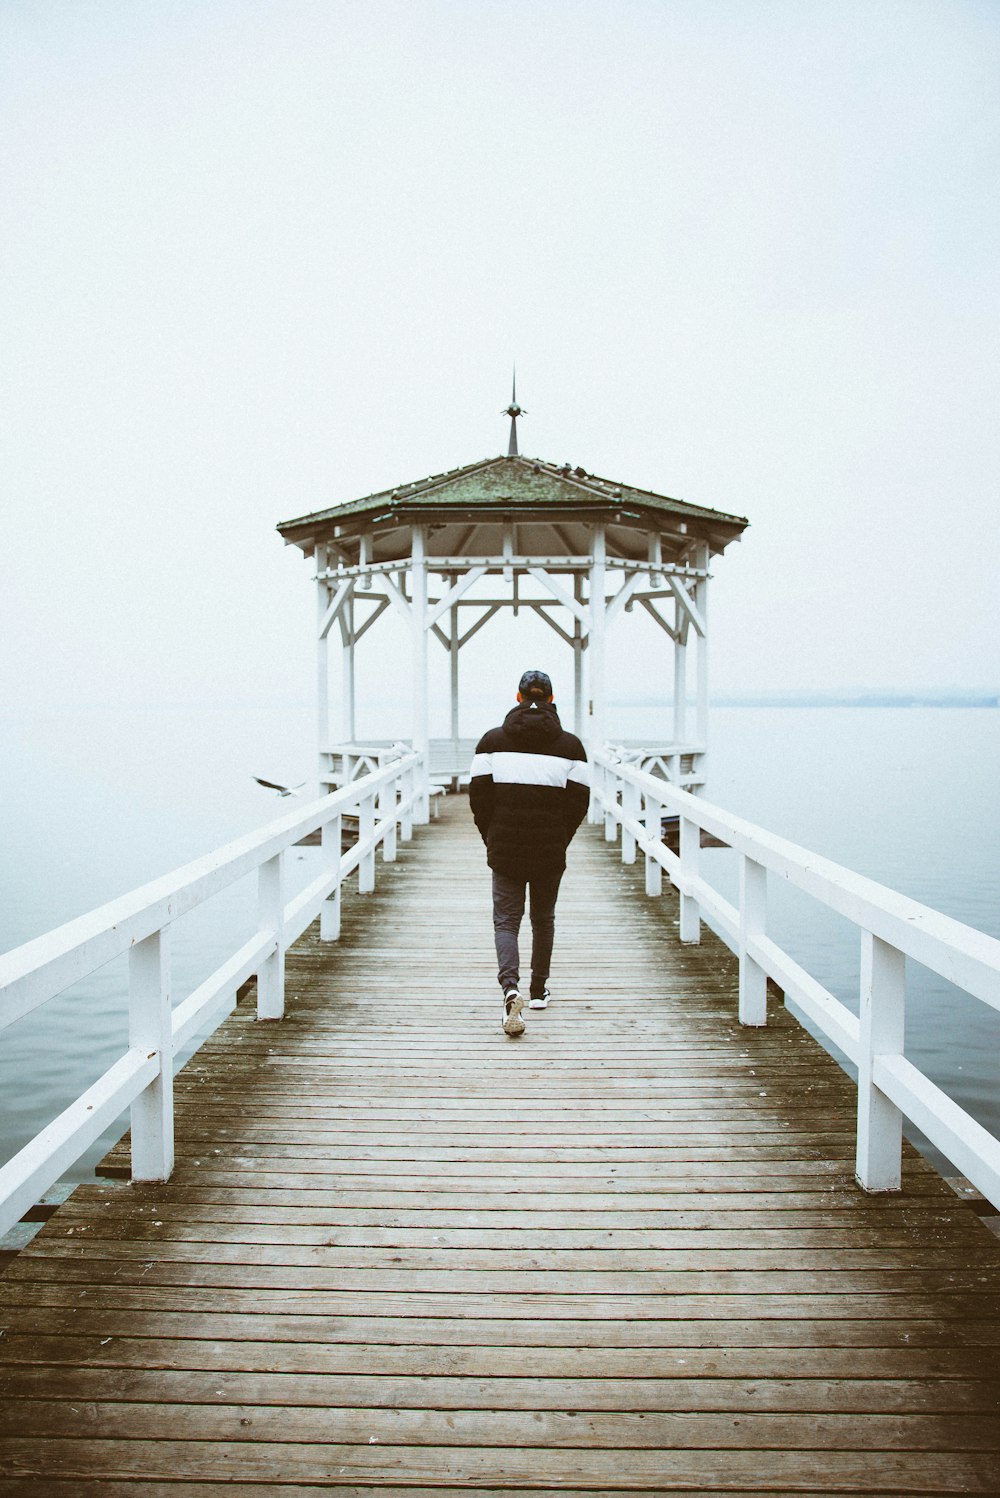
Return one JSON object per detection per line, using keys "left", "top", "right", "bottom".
{"left": 277, "top": 453, "right": 748, "bottom": 539}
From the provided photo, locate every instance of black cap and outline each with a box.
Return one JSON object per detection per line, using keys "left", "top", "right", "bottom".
{"left": 518, "top": 669, "right": 553, "bottom": 699}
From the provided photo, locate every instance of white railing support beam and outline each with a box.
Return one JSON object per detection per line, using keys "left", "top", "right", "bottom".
{"left": 738, "top": 855, "right": 768, "bottom": 1026}
{"left": 256, "top": 853, "right": 285, "bottom": 1021}
{"left": 320, "top": 813, "right": 342, "bottom": 941}
{"left": 856, "top": 932, "right": 905, "bottom": 1193}
{"left": 644, "top": 795, "right": 662, "bottom": 897}
{"left": 621, "top": 779, "right": 639, "bottom": 864}
{"left": 359, "top": 791, "right": 376, "bottom": 893}
{"left": 128, "top": 928, "right": 174, "bottom": 1181}
{"left": 678, "top": 815, "right": 700, "bottom": 943}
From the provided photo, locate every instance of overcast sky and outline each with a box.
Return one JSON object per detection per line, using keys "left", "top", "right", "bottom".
{"left": 3, "top": 1, "right": 999, "bottom": 749}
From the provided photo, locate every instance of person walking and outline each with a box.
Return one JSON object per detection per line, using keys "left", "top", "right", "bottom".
{"left": 469, "top": 669, "right": 590, "bottom": 1036}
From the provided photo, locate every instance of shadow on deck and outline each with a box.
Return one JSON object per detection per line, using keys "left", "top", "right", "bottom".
{"left": 1, "top": 797, "right": 999, "bottom": 1494}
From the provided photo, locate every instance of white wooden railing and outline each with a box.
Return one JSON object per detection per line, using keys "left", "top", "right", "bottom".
{"left": 593, "top": 749, "right": 1000, "bottom": 1210}
{"left": 0, "top": 752, "right": 424, "bottom": 1239}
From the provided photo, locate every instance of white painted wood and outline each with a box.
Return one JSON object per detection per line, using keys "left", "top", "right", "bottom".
{"left": 319, "top": 554, "right": 708, "bottom": 582}
{"left": 667, "top": 573, "right": 707, "bottom": 637}
{"left": 678, "top": 815, "right": 700, "bottom": 943}
{"left": 341, "top": 593, "right": 357, "bottom": 743}
{"left": 673, "top": 636, "right": 687, "bottom": 743}
{"left": 128, "top": 929, "right": 174, "bottom": 1181}
{"left": 351, "top": 594, "right": 389, "bottom": 644}
{"left": 593, "top": 748, "right": 1000, "bottom": 1209}
{"left": 382, "top": 571, "right": 412, "bottom": 620}
{"left": 528, "top": 601, "right": 575, "bottom": 647}
{"left": 605, "top": 571, "right": 642, "bottom": 626}
{"left": 638, "top": 597, "right": 679, "bottom": 641}
{"left": 738, "top": 856, "right": 768, "bottom": 1026}
{"left": 873, "top": 1053, "right": 1000, "bottom": 1208}
{"left": 358, "top": 792, "right": 376, "bottom": 893}
{"left": 318, "top": 576, "right": 354, "bottom": 640}
{"left": 644, "top": 794, "right": 662, "bottom": 897}
{"left": 621, "top": 779, "right": 639, "bottom": 864}
{"left": 856, "top": 932, "right": 905, "bottom": 1193}
{"left": 648, "top": 534, "right": 663, "bottom": 589}
{"left": 457, "top": 603, "right": 500, "bottom": 649}
{"left": 379, "top": 779, "right": 398, "bottom": 864}
{"left": 400, "top": 763, "right": 414, "bottom": 842}
{"left": 0, "top": 1048, "right": 157, "bottom": 1239}
{"left": 410, "top": 525, "right": 430, "bottom": 824}
{"left": 594, "top": 754, "right": 1000, "bottom": 1011}
{"left": 695, "top": 542, "right": 710, "bottom": 748}
{"left": 0, "top": 766, "right": 418, "bottom": 1030}
{"left": 256, "top": 852, "right": 285, "bottom": 1021}
{"left": 170, "top": 930, "right": 275, "bottom": 1051}
{"left": 526, "top": 566, "right": 591, "bottom": 628}
{"left": 748, "top": 933, "right": 861, "bottom": 1063}
{"left": 573, "top": 574, "right": 584, "bottom": 739}
{"left": 588, "top": 525, "right": 607, "bottom": 754}
{"left": 424, "top": 566, "right": 487, "bottom": 630}
{"left": 315, "top": 543, "right": 330, "bottom": 799}
{"left": 0, "top": 754, "right": 421, "bottom": 1226}
{"left": 449, "top": 581, "right": 460, "bottom": 750}
{"left": 320, "top": 813, "right": 342, "bottom": 940}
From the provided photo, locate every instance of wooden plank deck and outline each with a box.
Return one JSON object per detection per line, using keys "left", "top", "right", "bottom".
{"left": 1, "top": 795, "right": 999, "bottom": 1495}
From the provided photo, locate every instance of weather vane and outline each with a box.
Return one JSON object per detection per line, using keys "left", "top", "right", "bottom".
{"left": 502, "top": 368, "right": 525, "bottom": 457}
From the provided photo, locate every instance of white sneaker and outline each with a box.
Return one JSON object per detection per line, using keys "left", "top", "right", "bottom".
{"left": 529, "top": 988, "right": 551, "bottom": 1010}
{"left": 502, "top": 988, "right": 525, "bottom": 1036}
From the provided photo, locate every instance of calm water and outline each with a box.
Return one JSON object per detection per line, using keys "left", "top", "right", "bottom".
{"left": 1, "top": 704, "right": 998, "bottom": 1185}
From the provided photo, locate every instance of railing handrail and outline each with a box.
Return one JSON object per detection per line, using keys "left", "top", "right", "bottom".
{"left": 0, "top": 751, "right": 425, "bottom": 1239}
{"left": 596, "top": 750, "right": 1000, "bottom": 1007}
{"left": 593, "top": 748, "right": 1000, "bottom": 1211}
{"left": 0, "top": 756, "right": 413, "bottom": 1031}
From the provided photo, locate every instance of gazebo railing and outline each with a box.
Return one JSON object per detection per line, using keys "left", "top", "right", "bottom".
{"left": 593, "top": 749, "right": 1000, "bottom": 1210}
{"left": 0, "top": 752, "right": 423, "bottom": 1239}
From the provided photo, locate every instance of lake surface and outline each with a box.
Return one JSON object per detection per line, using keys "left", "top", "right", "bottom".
{"left": 1, "top": 703, "right": 998, "bottom": 1186}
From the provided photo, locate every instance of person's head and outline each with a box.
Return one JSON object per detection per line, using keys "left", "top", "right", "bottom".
{"left": 517, "top": 668, "right": 553, "bottom": 704}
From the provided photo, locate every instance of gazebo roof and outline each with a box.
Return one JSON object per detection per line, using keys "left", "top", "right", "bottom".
{"left": 277, "top": 454, "right": 748, "bottom": 559}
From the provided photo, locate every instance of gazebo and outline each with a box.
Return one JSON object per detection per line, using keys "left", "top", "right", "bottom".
{"left": 277, "top": 401, "right": 748, "bottom": 810}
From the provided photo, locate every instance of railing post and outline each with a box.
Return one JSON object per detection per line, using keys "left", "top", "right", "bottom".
{"left": 400, "top": 763, "right": 414, "bottom": 841}
{"left": 380, "top": 776, "right": 398, "bottom": 864}
{"left": 856, "top": 932, "right": 905, "bottom": 1193}
{"left": 621, "top": 778, "right": 638, "bottom": 864}
{"left": 320, "top": 811, "right": 342, "bottom": 941}
{"left": 678, "top": 814, "right": 700, "bottom": 943}
{"left": 588, "top": 760, "right": 603, "bottom": 824}
{"left": 359, "top": 790, "right": 376, "bottom": 893}
{"left": 738, "top": 855, "right": 767, "bottom": 1025}
{"left": 128, "top": 928, "right": 174, "bottom": 1180}
{"left": 644, "top": 793, "right": 662, "bottom": 897}
{"left": 604, "top": 772, "right": 618, "bottom": 842}
{"left": 257, "top": 852, "right": 285, "bottom": 1020}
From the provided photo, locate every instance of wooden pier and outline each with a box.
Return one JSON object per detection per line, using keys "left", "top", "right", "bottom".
{"left": 1, "top": 798, "right": 999, "bottom": 1494}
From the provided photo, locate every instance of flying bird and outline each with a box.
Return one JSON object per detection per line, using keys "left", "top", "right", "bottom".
{"left": 252, "top": 776, "right": 305, "bottom": 797}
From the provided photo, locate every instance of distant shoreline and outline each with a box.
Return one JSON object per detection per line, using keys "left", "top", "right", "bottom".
{"left": 612, "top": 695, "right": 999, "bottom": 710}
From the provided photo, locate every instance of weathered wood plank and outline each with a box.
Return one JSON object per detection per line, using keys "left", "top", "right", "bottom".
{"left": 2, "top": 797, "right": 999, "bottom": 1496}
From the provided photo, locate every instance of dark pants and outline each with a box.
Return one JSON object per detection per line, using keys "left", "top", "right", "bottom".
{"left": 492, "top": 868, "right": 563, "bottom": 996}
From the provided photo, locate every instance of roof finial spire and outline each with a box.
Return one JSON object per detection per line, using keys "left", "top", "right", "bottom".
{"left": 502, "top": 367, "right": 524, "bottom": 457}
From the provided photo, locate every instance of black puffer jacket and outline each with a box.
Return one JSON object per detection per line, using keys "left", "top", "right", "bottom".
{"left": 469, "top": 702, "right": 589, "bottom": 877}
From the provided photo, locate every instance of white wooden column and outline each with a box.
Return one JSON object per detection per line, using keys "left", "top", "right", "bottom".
{"left": 411, "top": 524, "right": 429, "bottom": 822}
{"left": 128, "top": 928, "right": 173, "bottom": 1181}
{"left": 449, "top": 575, "right": 460, "bottom": 751}
{"left": 856, "top": 933, "right": 905, "bottom": 1193}
{"left": 572, "top": 573, "right": 584, "bottom": 738}
{"left": 695, "top": 542, "right": 710, "bottom": 750}
{"left": 315, "top": 542, "right": 329, "bottom": 798}
{"left": 673, "top": 628, "right": 687, "bottom": 744}
{"left": 588, "top": 524, "right": 607, "bottom": 754}
{"left": 341, "top": 593, "right": 356, "bottom": 743}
